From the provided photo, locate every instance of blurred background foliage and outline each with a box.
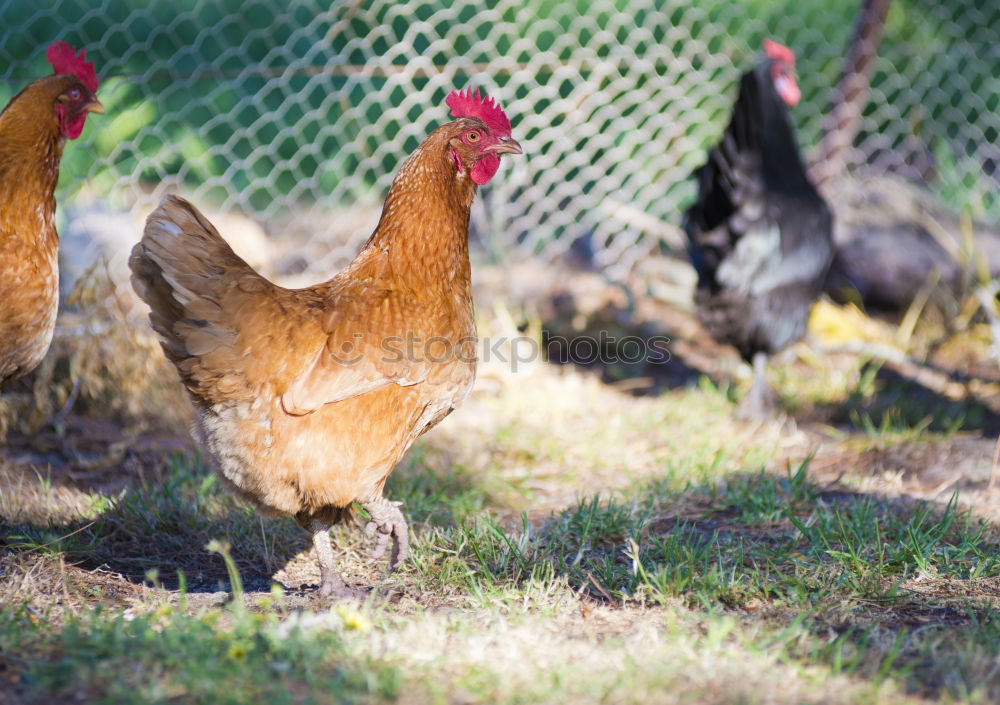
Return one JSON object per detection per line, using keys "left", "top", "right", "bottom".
{"left": 0, "top": 0, "right": 996, "bottom": 273}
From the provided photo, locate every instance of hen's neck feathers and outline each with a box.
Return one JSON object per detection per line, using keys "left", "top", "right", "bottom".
{"left": 0, "top": 81, "right": 66, "bottom": 242}
{"left": 357, "top": 125, "right": 477, "bottom": 292}
{"left": 748, "top": 62, "right": 813, "bottom": 194}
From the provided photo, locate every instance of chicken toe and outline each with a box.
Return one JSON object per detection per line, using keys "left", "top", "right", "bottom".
{"left": 362, "top": 499, "right": 409, "bottom": 569}
{"left": 310, "top": 520, "right": 364, "bottom": 599}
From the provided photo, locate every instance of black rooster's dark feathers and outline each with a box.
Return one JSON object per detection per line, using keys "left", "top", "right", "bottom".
{"left": 685, "top": 61, "right": 833, "bottom": 362}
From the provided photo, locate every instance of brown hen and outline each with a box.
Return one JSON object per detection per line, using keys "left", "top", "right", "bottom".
{"left": 130, "top": 89, "right": 521, "bottom": 598}
{"left": 0, "top": 43, "right": 102, "bottom": 386}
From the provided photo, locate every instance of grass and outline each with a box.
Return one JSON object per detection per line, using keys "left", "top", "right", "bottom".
{"left": 4, "top": 294, "right": 1000, "bottom": 703}
{"left": 1, "top": 602, "right": 401, "bottom": 705}
{"left": 6, "top": 457, "right": 1000, "bottom": 703}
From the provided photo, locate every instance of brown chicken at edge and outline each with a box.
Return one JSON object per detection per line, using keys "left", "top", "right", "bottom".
{"left": 129, "top": 88, "right": 521, "bottom": 598}
{"left": 0, "top": 43, "right": 103, "bottom": 386}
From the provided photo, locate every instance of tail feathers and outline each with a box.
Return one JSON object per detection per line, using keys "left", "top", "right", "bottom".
{"left": 129, "top": 195, "right": 258, "bottom": 371}
{"left": 128, "top": 248, "right": 187, "bottom": 364}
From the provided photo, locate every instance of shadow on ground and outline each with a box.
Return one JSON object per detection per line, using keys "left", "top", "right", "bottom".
{"left": 0, "top": 417, "right": 526, "bottom": 597}
{"left": 811, "top": 361, "right": 1000, "bottom": 436}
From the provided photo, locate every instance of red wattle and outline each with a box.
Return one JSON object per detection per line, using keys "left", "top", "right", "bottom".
{"left": 470, "top": 153, "right": 500, "bottom": 185}
{"left": 55, "top": 104, "right": 88, "bottom": 140}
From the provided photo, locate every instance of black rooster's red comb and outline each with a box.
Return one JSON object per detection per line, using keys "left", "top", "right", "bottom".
{"left": 46, "top": 42, "right": 98, "bottom": 92}
{"left": 763, "top": 39, "right": 795, "bottom": 66}
{"left": 446, "top": 88, "right": 511, "bottom": 136}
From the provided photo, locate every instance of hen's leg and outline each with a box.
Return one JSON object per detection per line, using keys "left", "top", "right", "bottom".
{"left": 738, "top": 351, "right": 777, "bottom": 419}
{"left": 361, "top": 498, "right": 409, "bottom": 569}
{"left": 310, "top": 519, "right": 363, "bottom": 599}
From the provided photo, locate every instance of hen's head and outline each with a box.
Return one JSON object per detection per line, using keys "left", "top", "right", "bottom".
{"left": 763, "top": 39, "right": 800, "bottom": 107}
{"left": 444, "top": 88, "right": 521, "bottom": 185}
{"left": 45, "top": 42, "right": 103, "bottom": 140}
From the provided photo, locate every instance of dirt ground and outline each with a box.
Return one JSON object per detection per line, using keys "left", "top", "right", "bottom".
{"left": 4, "top": 271, "right": 1000, "bottom": 703}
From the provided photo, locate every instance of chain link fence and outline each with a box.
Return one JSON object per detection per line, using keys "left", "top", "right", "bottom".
{"left": 1, "top": 0, "right": 997, "bottom": 288}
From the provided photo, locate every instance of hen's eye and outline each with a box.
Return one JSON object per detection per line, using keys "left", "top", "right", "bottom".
{"left": 68, "top": 88, "right": 81, "bottom": 100}
{"left": 467, "top": 131, "right": 479, "bottom": 142}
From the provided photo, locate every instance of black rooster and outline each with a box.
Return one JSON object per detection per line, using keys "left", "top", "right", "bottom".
{"left": 684, "top": 40, "right": 834, "bottom": 416}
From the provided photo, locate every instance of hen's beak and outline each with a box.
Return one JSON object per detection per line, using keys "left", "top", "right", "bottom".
{"left": 85, "top": 99, "right": 105, "bottom": 115}
{"left": 488, "top": 137, "right": 523, "bottom": 156}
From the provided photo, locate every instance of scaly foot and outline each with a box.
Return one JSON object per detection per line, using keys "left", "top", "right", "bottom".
{"left": 317, "top": 575, "right": 366, "bottom": 600}
{"left": 361, "top": 498, "right": 409, "bottom": 569}
{"left": 310, "top": 519, "right": 365, "bottom": 600}
{"left": 737, "top": 351, "right": 778, "bottom": 420}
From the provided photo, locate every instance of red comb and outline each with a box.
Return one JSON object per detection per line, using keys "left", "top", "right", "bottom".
{"left": 46, "top": 42, "right": 98, "bottom": 92}
{"left": 446, "top": 88, "right": 511, "bottom": 136}
{"left": 763, "top": 39, "right": 795, "bottom": 66}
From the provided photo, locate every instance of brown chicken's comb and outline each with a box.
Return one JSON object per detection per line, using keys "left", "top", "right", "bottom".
{"left": 446, "top": 88, "right": 511, "bottom": 136}
{"left": 46, "top": 42, "right": 98, "bottom": 92}
{"left": 763, "top": 39, "right": 795, "bottom": 66}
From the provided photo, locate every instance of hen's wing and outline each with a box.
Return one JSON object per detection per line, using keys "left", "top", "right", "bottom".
{"left": 685, "top": 127, "right": 771, "bottom": 293}
{"left": 277, "top": 281, "right": 434, "bottom": 415}
{"left": 130, "top": 195, "right": 429, "bottom": 413}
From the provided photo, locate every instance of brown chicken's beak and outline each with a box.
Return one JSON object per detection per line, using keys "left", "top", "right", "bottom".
{"left": 488, "top": 137, "right": 523, "bottom": 156}
{"left": 85, "top": 99, "right": 105, "bottom": 115}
